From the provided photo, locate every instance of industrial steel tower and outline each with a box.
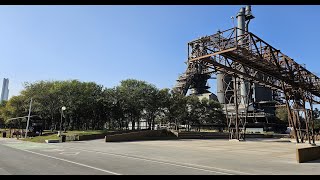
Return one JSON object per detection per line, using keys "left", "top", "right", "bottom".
{"left": 174, "top": 5, "right": 320, "bottom": 143}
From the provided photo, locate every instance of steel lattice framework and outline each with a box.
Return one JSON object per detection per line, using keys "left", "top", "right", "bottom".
{"left": 179, "top": 27, "right": 320, "bottom": 143}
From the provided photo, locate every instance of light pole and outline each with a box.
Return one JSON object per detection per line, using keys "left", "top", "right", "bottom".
{"left": 59, "top": 106, "right": 66, "bottom": 136}
{"left": 25, "top": 98, "right": 33, "bottom": 139}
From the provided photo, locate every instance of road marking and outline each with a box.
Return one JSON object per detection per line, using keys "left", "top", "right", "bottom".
{"left": 0, "top": 168, "right": 11, "bottom": 175}
{"left": 63, "top": 146, "right": 240, "bottom": 175}
{"left": 3, "top": 142, "right": 58, "bottom": 150}
{"left": 178, "top": 162, "right": 253, "bottom": 175}
{"left": 59, "top": 152, "right": 80, "bottom": 156}
{"left": 20, "top": 149, "right": 121, "bottom": 175}
{"left": 41, "top": 149, "right": 64, "bottom": 152}
{"left": 4, "top": 141, "right": 22, "bottom": 144}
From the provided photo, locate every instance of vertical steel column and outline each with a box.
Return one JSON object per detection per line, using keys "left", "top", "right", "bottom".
{"left": 282, "top": 83, "right": 299, "bottom": 143}
{"left": 294, "top": 108, "right": 303, "bottom": 143}
{"left": 309, "top": 96, "right": 316, "bottom": 144}
{"left": 224, "top": 74, "right": 229, "bottom": 134}
{"left": 233, "top": 75, "right": 239, "bottom": 140}
{"left": 302, "top": 97, "right": 311, "bottom": 144}
{"left": 217, "top": 71, "right": 226, "bottom": 104}
{"left": 237, "top": 7, "right": 248, "bottom": 106}
{"left": 243, "top": 81, "right": 253, "bottom": 140}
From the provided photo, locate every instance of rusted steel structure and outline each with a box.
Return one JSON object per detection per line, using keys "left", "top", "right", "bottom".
{"left": 173, "top": 6, "right": 320, "bottom": 143}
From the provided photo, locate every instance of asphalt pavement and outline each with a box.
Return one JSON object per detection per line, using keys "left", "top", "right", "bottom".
{"left": 0, "top": 137, "right": 320, "bottom": 175}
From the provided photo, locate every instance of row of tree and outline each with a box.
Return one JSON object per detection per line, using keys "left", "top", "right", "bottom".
{"left": 275, "top": 106, "right": 320, "bottom": 130}
{"left": 0, "top": 79, "right": 225, "bottom": 131}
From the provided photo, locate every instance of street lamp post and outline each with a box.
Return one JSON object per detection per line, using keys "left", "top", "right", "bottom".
{"left": 25, "top": 98, "right": 33, "bottom": 139}
{"left": 59, "top": 106, "right": 66, "bottom": 136}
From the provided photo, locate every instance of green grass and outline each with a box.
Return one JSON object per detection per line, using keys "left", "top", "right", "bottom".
{"left": 21, "top": 134, "right": 60, "bottom": 143}
{"left": 40, "top": 130, "right": 108, "bottom": 136}
{"left": 63, "top": 130, "right": 107, "bottom": 136}
{"left": 264, "top": 131, "right": 275, "bottom": 135}
{"left": 199, "top": 129, "right": 221, "bottom": 132}
{"left": 20, "top": 130, "right": 108, "bottom": 143}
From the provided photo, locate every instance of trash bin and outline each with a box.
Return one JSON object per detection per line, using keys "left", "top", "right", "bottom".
{"left": 2, "top": 132, "right": 6, "bottom": 138}
{"left": 60, "top": 135, "right": 66, "bottom": 142}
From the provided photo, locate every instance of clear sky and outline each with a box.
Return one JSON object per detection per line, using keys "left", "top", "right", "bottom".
{"left": 0, "top": 5, "right": 320, "bottom": 98}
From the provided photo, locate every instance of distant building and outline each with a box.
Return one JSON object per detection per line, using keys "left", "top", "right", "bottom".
{"left": 1, "top": 78, "right": 9, "bottom": 102}
{"left": 195, "top": 92, "right": 218, "bottom": 102}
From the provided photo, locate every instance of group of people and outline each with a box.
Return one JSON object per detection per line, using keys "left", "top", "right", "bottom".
{"left": 0, "top": 128, "right": 42, "bottom": 139}
{"left": 0, "top": 129, "right": 24, "bottom": 139}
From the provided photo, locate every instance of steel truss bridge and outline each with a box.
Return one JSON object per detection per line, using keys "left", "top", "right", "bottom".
{"left": 174, "top": 27, "right": 320, "bottom": 144}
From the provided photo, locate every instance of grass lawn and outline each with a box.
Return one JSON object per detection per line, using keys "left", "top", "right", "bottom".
{"left": 20, "top": 130, "right": 108, "bottom": 143}
{"left": 21, "top": 134, "right": 60, "bottom": 143}
{"left": 63, "top": 130, "right": 107, "bottom": 136}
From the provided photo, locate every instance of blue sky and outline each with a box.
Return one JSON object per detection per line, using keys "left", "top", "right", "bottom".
{"left": 0, "top": 5, "right": 320, "bottom": 98}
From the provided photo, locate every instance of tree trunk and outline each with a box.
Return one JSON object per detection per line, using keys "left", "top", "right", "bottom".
{"left": 148, "top": 121, "right": 152, "bottom": 130}
{"left": 51, "top": 114, "right": 55, "bottom": 131}
{"left": 131, "top": 115, "right": 135, "bottom": 130}
{"left": 151, "top": 117, "right": 155, "bottom": 130}
{"left": 91, "top": 118, "right": 95, "bottom": 130}
{"left": 119, "top": 118, "right": 122, "bottom": 130}
{"left": 137, "top": 117, "right": 140, "bottom": 130}
{"left": 108, "top": 120, "right": 112, "bottom": 130}
{"left": 148, "top": 115, "right": 152, "bottom": 130}
{"left": 126, "top": 122, "right": 129, "bottom": 130}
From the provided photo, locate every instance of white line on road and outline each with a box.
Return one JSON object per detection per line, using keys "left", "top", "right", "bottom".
{"left": 178, "top": 162, "right": 253, "bottom": 175}
{"left": 21, "top": 149, "right": 121, "bottom": 175}
{"left": 62, "top": 147, "right": 237, "bottom": 175}
{"left": 41, "top": 149, "right": 64, "bottom": 152}
{"left": 0, "top": 168, "right": 11, "bottom": 175}
{"left": 59, "top": 151, "right": 80, "bottom": 156}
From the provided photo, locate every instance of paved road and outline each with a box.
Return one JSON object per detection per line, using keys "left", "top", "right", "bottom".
{"left": 0, "top": 138, "right": 234, "bottom": 175}
{"left": 0, "top": 138, "right": 320, "bottom": 175}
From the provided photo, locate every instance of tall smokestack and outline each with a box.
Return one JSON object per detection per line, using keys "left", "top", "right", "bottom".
{"left": 245, "top": 5, "right": 255, "bottom": 32}
{"left": 236, "top": 7, "right": 245, "bottom": 43}
{"left": 237, "top": 7, "right": 248, "bottom": 106}
{"left": 216, "top": 71, "right": 225, "bottom": 104}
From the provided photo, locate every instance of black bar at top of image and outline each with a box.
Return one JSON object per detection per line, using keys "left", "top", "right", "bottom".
{"left": 1, "top": 0, "right": 320, "bottom": 5}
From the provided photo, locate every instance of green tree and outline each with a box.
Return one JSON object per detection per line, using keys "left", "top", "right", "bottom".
{"left": 163, "top": 92, "right": 188, "bottom": 130}
{"left": 313, "top": 108, "right": 320, "bottom": 119}
{"left": 313, "top": 108, "right": 320, "bottom": 130}
{"left": 143, "top": 88, "right": 171, "bottom": 130}
{"left": 185, "top": 95, "right": 201, "bottom": 131}
{"left": 104, "top": 87, "right": 126, "bottom": 130}
{"left": 0, "top": 78, "right": 226, "bottom": 132}
{"left": 201, "top": 98, "right": 224, "bottom": 125}
{"left": 117, "top": 79, "right": 157, "bottom": 130}
{"left": 22, "top": 81, "right": 61, "bottom": 130}
{"left": 0, "top": 101, "right": 7, "bottom": 128}
{"left": 19, "top": 80, "right": 106, "bottom": 130}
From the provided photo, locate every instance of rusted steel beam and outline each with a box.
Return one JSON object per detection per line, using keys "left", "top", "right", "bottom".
{"left": 176, "top": 27, "right": 320, "bottom": 143}
{"left": 189, "top": 47, "right": 237, "bottom": 62}
{"left": 187, "top": 27, "right": 320, "bottom": 98}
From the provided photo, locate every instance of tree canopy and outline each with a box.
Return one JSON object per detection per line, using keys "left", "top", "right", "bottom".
{"left": 0, "top": 79, "right": 225, "bottom": 131}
